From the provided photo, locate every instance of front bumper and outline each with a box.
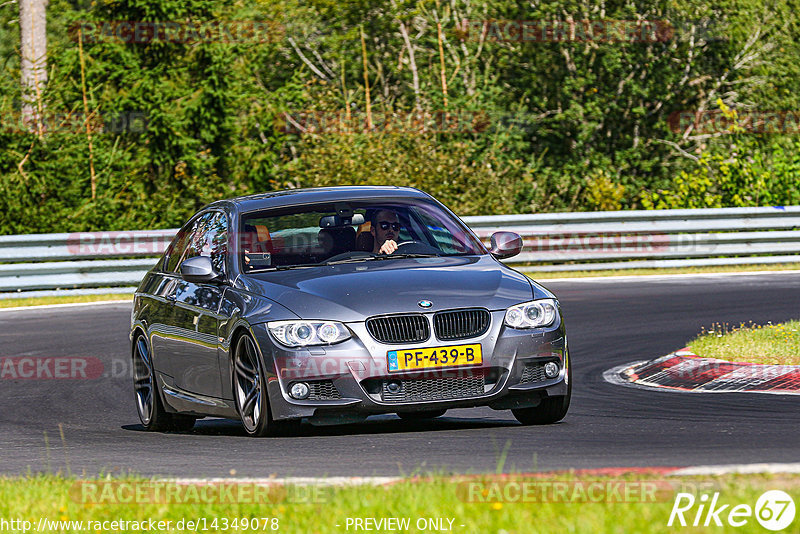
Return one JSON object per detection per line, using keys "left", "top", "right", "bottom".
{"left": 254, "top": 311, "right": 568, "bottom": 423}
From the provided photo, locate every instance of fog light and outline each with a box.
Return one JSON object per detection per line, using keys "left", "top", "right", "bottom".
{"left": 290, "top": 382, "right": 310, "bottom": 399}
{"left": 386, "top": 380, "right": 402, "bottom": 394}
{"left": 544, "top": 362, "right": 559, "bottom": 379}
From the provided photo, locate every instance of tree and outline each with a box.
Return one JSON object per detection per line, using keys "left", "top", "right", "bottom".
{"left": 18, "top": 0, "right": 48, "bottom": 134}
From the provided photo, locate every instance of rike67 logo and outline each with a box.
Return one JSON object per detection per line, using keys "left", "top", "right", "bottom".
{"left": 669, "top": 490, "right": 795, "bottom": 530}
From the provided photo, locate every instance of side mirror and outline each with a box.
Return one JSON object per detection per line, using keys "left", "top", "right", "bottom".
{"left": 489, "top": 231, "right": 523, "bottom": 260}
{"left": 179, "top": 256, "right": 221, "bottom": 283}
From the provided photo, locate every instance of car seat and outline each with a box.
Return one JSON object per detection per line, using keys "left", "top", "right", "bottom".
{"left": 243, "top": 224, "right": 273, "bottom": 253}
{"left": 318, "top": 227, "right": 356, "bottom": 257}
{"left": 355, "top": 221, "right": 374, "bottom": 252}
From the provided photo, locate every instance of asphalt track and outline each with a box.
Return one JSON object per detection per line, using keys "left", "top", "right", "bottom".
{"left": 1, "top": 272, "right": 798, "bottom": 478}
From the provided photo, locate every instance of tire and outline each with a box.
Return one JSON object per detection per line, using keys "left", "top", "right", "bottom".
{"left": 512, "top": 360, "right": 572, "bottom": 425}
{"left": 397, "top": 409, "right": 447, "bottom": 420}
{"left": 233, "top": 333, "right": 299, "bottom": 437}
{"left": 132, "top": 334, "right": 196, "bottom": 432}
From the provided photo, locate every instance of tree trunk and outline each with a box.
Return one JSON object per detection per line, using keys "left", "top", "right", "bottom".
{"left": 19, "top": 0, "right": 48, "bottom": 134}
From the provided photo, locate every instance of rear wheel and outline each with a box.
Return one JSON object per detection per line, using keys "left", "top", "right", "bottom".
{"left": 132, "top": 334, "right": 196, "bottom": 432}
{"left": 512, "top": 360, "right": 571, "bottom": 425}
{"left": 397, "top": 409, "right": 447, "bottom": 420}
{"left": 233, "top": 333, "right": 299, "bottom": 437}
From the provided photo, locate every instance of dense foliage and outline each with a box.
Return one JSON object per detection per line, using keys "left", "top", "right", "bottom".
{"left": 1, "top": 0, "right": 798, "bottom": 233}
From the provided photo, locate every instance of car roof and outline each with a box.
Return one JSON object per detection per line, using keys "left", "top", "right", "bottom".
{"left": 206, "top": 186, "right": 431, "bottom": 214}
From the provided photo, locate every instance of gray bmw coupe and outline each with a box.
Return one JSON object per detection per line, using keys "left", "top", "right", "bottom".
{"left": 130, "top": 186, "right": 570, "bottom": 436}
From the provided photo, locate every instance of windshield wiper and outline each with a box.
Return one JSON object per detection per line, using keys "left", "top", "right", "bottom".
{"left": 372, "top": 253, "right": 440, "bottom": 260}
{"left": 252, "top": 262, "right": 324, "bottom": 272}
{"left": 324, "top": 254, "right": 440, "bottom": 266}
{"left": 250, "top": 253, "right": 441, "bottom": 272}
{"left": 322, "top": 257, "right": 375, "bottom": 265}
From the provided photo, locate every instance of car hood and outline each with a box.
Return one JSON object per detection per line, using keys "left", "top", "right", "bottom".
{"left": 237, "top": 255, "right": 545, "bottom": 322}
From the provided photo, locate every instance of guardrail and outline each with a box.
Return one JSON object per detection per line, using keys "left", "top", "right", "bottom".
{"left": 468, "top": 206, "right": 800, "bottom": 271}
{"left": 1, "top": 206, "right": 798, "bottom": 297}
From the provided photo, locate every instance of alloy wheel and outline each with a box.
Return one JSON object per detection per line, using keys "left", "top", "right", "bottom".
{"left": 234, "top": 335, "right": 263, "bottom": 432}
{"left": 133, "top": 336, "right": 154, "bottom": 425}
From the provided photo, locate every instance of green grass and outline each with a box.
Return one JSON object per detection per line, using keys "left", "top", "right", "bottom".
{"left": 688, "top": 320, "right": 800, "bottom": 366}
{"left": 0, "top": 294, "right": 132, "bottom": 309}
{"left": 525, "top": 262, "right": 800, "bottom": 279}
{"left": 0, "top": 473, "right": 798, "bottom": 533}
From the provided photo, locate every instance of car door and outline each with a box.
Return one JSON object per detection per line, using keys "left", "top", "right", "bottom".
{"left": 160, "top": 211, "right": 228, "bottom": 398}
{"left": 148, "top": 220, "right": 195, "bottom": 373}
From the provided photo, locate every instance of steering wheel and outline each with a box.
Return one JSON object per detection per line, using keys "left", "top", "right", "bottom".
{"left": 325, "top": 250, "right": 375, "bottom": 263}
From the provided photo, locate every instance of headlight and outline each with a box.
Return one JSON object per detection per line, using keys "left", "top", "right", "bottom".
{"left": 504, "top": 299, "right": 558, "bottom": 329}
{"left": 267, "top": 320, "right": 351, "bottom": 347}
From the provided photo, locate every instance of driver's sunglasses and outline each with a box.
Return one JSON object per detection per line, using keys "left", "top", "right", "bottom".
{"left": 378, "top": 221, "right": 401, "bottom": 231}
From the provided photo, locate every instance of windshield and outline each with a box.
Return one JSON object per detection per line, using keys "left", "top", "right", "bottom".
{"left": 239, "top": 198, "right": 486, "bottom": 272}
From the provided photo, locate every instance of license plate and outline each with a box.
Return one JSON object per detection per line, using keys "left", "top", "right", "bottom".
{"left": 387, "top": 344, "right": 482, "bottom": 372}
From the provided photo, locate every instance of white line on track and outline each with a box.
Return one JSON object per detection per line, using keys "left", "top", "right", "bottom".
{"left": 671, "top": 463, "right": 800, "bottom": 476}
{"left": 536, "top": 269, "right": 800, "bottom": 283}
{"left": 0, "top": 300, "right": 132, "bottom": 313}
{"left": 163, "top": 465, "right": 800, "bottom": 484}
{"left": 602, "top": 362, "right": 651, "bottom": 391}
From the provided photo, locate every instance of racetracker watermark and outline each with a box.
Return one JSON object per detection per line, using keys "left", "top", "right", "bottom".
{"left": 66, "top": 230, "right": 174, "bottom": 257}
{"left": 278, "top": 356, "right": 511, "bottom": 380}
{"left": 279, "top": 110, "right": 496, "bottom": 135}
{"left": 524, "top": 232, "right": 670, "bottom": 254}
{"left": 668, "top": 110, "right": 800, "bottom": 135}
{"left": 471, "top": 231, "right": 716, "bottom": 257}
{"left": 70, "top": 481, "right": 327, "bottom": 504}
{"left": 1, "top": 517, "right": 278, "bottom": 532}
{"left": 70, "top": 21, "right": 283, "bottom": 44}
{"left": 1, "top": 111, "right": 147, "bottom": 135}
{"left": 457, "top": 19, "right": 675, "bottom": 42}
{"left": 0, "top": 357, "right": 104, "bottom": 380}
{"left": 458, "top": 480, "right": 692, "bottom": 503}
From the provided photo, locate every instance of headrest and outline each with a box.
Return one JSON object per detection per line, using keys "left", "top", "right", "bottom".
{"left": 254, "top": 224, "right": 271, "bottom": 243}
{"left": 243, "top": 224, "right": 272, "bottom": 253}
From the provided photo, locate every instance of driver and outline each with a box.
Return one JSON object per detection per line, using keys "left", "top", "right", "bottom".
{"left": 371, "top": 209, "right": 402, "bottom": 255}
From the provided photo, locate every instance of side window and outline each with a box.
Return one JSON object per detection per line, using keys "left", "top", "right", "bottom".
{"left": 164, "top": 212, "right": 228, "bottom": 274}
{"left": 182, "top": 212, "right": 228, "bottom": 274}
{"left": 411, "top": 208, "right": 467, "bottom": 254}
{"left": 206, "top": 212, "right": 228, "bottom": 273}
{"left": 164, "top": 218, "right": 201, "bottom": 273}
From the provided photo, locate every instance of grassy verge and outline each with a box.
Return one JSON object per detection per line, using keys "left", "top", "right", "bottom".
{"left": 688, "top": 320, "right": 800, "bottom": 366}
{"left": 0, "top": 473, "right": 798, "bottom": 533}
{"left": 0, "top": 294, "right": 132, "bottom": 309}
{"left": 525, "top": 262, "right": 800, "bottom": 279}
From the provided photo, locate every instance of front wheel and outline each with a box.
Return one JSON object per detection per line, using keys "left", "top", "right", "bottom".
{"left": 132, "top": 334, "right": 196, "bottom": 432}
{"left": 233, "top": 333, "right": 299, "bottom": 437}
{"left": 512, "top": 361, "right": 571, "bottom": 425}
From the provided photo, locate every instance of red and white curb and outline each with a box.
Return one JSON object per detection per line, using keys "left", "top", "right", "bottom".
{"left": 604, "top": 348, "right": 800, "bottom": 395}
{"left": 160, "top": 463, "right": 800, "bottom": 487}
{"left": 164, "top": 476, "right": 401, "bottom": 487}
